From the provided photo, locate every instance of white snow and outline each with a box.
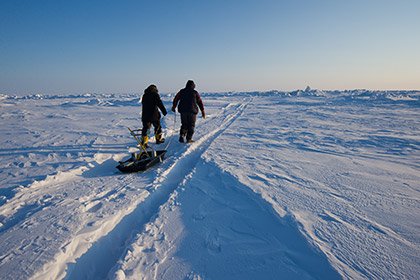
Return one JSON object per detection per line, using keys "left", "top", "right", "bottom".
{"left": 0, "top": 90, "right": 419, "bottom": 279}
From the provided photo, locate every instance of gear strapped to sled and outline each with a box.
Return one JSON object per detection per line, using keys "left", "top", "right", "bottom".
{"left": 116, "top": 127, "right": 167, "bottom": 173}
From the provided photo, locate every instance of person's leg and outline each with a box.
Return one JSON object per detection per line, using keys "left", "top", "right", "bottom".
{"left": 141, "top": 121, "right": 151, "bottom": 145}
{"left": 153, "top": 120, "right": 165, "bottom": 144}
{"left": 179, "top": 114, "right": 188, "bottom": 142}
{"left": 186, "top": 114, "right": 196, "bottom": 142}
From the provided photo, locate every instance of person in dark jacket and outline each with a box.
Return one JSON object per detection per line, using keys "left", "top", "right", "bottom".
{"left": 171, "top": 80, "right": 205, "bottom": 143}
{"left": 141, "top": 84, "right": 167, "bottom": 145}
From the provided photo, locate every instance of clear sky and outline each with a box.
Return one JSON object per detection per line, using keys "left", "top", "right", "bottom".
{"left": 1, "top": 0, "right": 419, "bottom": 94}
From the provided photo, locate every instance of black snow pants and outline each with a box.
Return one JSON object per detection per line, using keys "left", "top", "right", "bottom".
{"left": 142, "top": 119, "right": 162, "bottom": 137}
{"left": 180, "top": 113, "right": 196, "bottom": 141}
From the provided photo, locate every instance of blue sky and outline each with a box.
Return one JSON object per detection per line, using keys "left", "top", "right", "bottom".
{"left": 1, "top": 0, "right": 419, "bottom": 94}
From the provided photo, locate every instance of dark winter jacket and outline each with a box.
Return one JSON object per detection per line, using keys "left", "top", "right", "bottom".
{"left": 141, "top": 85, "right": 167, "bottom": 122}
{"left": 172, "top": 82, "right": 204, "bottom": 114}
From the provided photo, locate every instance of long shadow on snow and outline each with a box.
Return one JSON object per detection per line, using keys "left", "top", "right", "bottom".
{"left": 167, "top": 160, "right": 342, "bottom": 279}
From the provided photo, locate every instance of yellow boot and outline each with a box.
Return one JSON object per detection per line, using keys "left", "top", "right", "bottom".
{"left": 155, "top": 133, "right": 165, "bottom": 144}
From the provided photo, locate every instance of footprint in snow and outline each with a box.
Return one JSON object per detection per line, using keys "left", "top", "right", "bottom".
{"left": 206, "top": 229, "right": 221, "bottom": 254}
{"left": 192, "top": 213, "right": 205, "bottom": 221}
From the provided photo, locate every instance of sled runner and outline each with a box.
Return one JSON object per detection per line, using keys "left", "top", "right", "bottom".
{"left": 116, "top": 149, "right": 167, "bottom": 173}
{"left": 116, "top": 127, "right": 167, "bottom": 173}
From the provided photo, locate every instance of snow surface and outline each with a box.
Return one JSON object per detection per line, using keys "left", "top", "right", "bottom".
{"left": 0, "top": 90, "right": 419, "bottom": 280}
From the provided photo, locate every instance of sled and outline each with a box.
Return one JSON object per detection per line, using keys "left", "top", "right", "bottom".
{"left": 116, "top": 127, "right": 167, "bottom": 173}
{"left": 116, "top": 150, "right": 167, "bottom": 173}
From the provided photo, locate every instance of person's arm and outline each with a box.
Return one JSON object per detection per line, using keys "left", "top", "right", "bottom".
{"left": 196, "top": 92, "right": 205, "bottom": 118}
{"left": 172, "top": 91, "right": 181, "bottom": 112}
{"left": 156, "top": 95, "right": 167, "bottom": 116}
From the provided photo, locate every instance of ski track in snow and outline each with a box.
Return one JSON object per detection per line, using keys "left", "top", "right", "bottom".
{"left": 1, "top": 91, "right": 419, "bottom": 280}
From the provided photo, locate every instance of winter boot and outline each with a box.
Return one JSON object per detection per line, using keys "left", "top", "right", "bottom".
{"left": 155, "top": 133, "right": 165, "bottom": 144}
{"left": 179, "top": 128, "right": 187, "bottom": 143}
{"left": 186, "top": 132, "right": 194, "bottom": 144}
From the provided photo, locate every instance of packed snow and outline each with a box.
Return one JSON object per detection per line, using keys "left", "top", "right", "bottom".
{"left": 0, "top": 90, "right": 419, "bottom": 280}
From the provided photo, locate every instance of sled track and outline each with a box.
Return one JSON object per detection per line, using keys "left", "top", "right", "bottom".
{"left": 60, "top": 100, "right": 250, "bottom": 279}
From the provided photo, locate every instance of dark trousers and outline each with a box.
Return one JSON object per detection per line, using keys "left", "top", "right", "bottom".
{"left": 142, "top": 119, "right": 161, "bottom": 137}
{"left": 180, "top": 113, "right": 196, "bottom": 141}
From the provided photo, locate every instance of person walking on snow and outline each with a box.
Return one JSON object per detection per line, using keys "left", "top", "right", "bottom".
{"left": 172, "top": 80, "right": 205, "bottom": 143}
{"left": 141, "top": 84, "right": 167, "bottom": 146}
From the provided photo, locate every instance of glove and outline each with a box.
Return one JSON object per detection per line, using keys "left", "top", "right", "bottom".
{"left": 171, "top": 106, "right": 176, "bottom": 113}
{"left": 202, "top": 111, "right": 206, "bottom": 119}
